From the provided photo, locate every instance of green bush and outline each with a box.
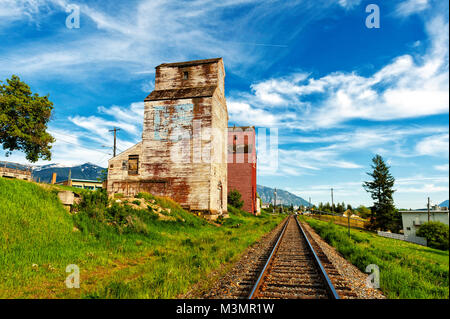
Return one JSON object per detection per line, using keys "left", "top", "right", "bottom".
{"left": 228, "top": 189, "right": 243, "bottom": 209}
{"left": 417, "top": 221, "right": 449, "bottom": 250}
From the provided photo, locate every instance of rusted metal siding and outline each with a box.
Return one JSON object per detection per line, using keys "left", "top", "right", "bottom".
{"left": 107, "top": 58, "right": 228, "bottom": 217}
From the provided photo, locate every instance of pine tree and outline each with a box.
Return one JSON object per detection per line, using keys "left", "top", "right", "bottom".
{"left": 363, "top": 155, "right": 398, "bottom": 231}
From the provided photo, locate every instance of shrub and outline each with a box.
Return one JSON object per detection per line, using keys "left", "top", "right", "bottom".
{"left": 417, "top": 221, "right": 449, "bottom": 250}
{"left": 228, "top": 189, "right": 244, "bottom": 209}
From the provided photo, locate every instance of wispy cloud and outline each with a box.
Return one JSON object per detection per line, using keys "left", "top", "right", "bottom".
{"left": 395, "top": 0, "right": 429, "bottom": 17}
{"left": 228, "top": 15, "right": 449, "bottom": 129}
{"left": 415, "top": 133, "right": 449, "bottom": 157}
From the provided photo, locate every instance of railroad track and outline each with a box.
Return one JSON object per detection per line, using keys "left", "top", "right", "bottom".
{"left": 247, "top": 215, "right": 357, "bottom": 299}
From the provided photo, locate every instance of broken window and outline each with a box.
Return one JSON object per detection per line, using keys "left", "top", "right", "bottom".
{"left": 183, "top": 71, "right": 189, "bottom": 80}
{"left": 128, "top": 155, "right": 139, "bottom": 175}
{"left": 122, "top": 160, "right": 127, "bottom": 170}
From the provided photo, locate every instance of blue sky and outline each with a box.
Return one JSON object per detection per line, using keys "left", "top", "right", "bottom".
{"left": 0, "top": 0, "right": 448, "bottom": 209}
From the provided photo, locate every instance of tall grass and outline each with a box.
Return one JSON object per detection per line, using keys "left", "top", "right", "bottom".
{"left": 0, "top": 177, "right": 284, "bottom": 298}
{"left": 301, "top": 216, "right": 449, "bottom": 299}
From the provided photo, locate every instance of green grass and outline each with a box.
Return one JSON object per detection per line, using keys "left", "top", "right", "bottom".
{"left": 0, "top": 177, "right": 284, "bottom": 298}
{"left": 300, "top": 216, "right": 449, "bottom": 299}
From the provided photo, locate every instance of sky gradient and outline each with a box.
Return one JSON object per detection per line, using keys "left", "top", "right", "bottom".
{"left": 0, "top": 0, "right": 448, "bottom": 209}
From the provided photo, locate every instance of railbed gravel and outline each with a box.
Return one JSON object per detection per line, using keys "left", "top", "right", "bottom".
{"left": 183, "top": 217, "right": 288, "bottom": 299}
{"left": 185, "top": 215, "right": 385, "bottom": 299}
{"left": 299, "top": 220, "right": 385, "bottom": 299}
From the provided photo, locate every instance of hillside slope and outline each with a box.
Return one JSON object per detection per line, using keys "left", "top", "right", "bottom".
{"left": 0, "top": 177, "right": 283, "bottom": 298}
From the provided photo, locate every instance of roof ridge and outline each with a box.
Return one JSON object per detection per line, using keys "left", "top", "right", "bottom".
{"left": 157, "top": 58, "right": 222, "bottom": 68}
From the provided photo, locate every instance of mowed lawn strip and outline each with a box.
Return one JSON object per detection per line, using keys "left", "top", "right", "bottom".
{"left": 0, "top": 177, "right": 284, "bottom": 298}
{"left": 300, "top": 216, "right": 449, "bottom": 299}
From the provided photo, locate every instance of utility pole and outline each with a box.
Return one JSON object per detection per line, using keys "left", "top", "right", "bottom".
{"left": 427, "top": 197, "right": 430, "bottom": 222}
{"left": 331, "top": 188, "right": 334, "bottom": 213}
{"left": 109, "top": 127, "right": 121, "bottom": 157}
{"left": 309, "top": 197, "right": 311, "bottom": 210}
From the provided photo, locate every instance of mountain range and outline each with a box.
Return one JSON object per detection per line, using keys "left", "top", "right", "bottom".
{"left": 32, "top": 163, "right": 105, "bottom": 183}
{"left": 439, "top": 200, "right": 449, "bottom": 207}
{"left": 257, "top": 185, "right": 311, "bottom": 207}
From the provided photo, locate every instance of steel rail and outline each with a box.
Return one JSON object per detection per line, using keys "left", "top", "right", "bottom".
{"left": 295, "top": 216, "right": 340, "bottom": 299}
{"left": 248, "top": 216, "right": 290, "bottom": 299}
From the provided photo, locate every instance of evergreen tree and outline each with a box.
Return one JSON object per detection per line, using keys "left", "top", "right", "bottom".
{"left": 363, "top": 155, "right": 398, "bottom": 231}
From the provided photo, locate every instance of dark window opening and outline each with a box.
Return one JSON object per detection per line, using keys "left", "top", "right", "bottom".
{"left": 128, "top": 155, "right": 139, "bottom": 175}
{"left": 183, "top": 71, "right": 189, "bottom": 80}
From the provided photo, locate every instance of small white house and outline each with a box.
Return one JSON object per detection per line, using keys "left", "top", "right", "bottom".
{"left": 400, "top": 209, "right": 449, "bottom": 237}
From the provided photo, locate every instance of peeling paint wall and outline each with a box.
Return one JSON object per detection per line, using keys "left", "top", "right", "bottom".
{"left": 107, "top": 58, "right": 228, "bottom": 217}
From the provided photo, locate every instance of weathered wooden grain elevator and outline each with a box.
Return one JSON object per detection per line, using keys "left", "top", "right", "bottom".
{"left": 107, "top": 58, "right": 228, "bottom": 218}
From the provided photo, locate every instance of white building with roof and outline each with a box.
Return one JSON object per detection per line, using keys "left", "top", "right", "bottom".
{"left": 400, "top": 208, "right": 449, "bottom": 237}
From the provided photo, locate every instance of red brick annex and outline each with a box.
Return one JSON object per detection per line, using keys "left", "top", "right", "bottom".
{"left": 227, "top": 126, "right": 259, "bottom": 215}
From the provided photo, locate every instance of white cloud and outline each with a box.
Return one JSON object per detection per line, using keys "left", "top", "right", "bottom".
{"left": 415, "top": 133, "right": 449, "bottom": 157}
{"left": 395, "top": 0, "right": 429, "bottom": 17}
{"left": 397, "top": 184, "right": 448, "bottom": 193}
{"left": 1, "top": 0, "right": 326, "bottom": 80}
{"left": 337, "top": 0, "right": 361, "bottom": 10}
{"left": 228, "top": 16, "right": 449, "bottom": 129}
{"left": 434, "top": 164, "right": 449, "bottom": 171}
{"left": 0, "top": 0, "right": 47, "bottom": 23}
{"left": 228, "top": 101, "right": 278, "bottom": 127}
{"left": 258, "top": 146, "right": 362, "bottom": 178}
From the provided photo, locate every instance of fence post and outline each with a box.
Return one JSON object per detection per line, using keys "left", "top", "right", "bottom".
{"left": 348, "top": 213, "right": 350, "bottom": 237}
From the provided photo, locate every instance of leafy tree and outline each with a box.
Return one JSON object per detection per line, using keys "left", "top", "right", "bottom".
{"left": 363, "top": 155, "right": 398, "bottom": 231}
{"left": 417, "top": 221, "right": 449, "bottom": 250}
{"left": 356, "top": 205, "right": 371, "bottom": 219}
{"left": 0, "top": 75, "right": 55, "bottom": 162}
{"left": 347, "top": 204, "right": 353, "bottom": 211}
{"left": 98, "top": 168, "right": 108, "bottom": 183}
{"left": 228, "top": 189, "right": 244, "bottom": 209}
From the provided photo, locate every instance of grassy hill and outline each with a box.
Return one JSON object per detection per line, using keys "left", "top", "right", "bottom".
{"left": 0, "top": 177, "right": 284, "bottom": 298}
{"left": 301, "top": 216, "right": 449, "bottom": 299}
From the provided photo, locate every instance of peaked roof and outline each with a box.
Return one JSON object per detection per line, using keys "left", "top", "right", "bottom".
{"left": 144, "top": 86, "right": 217, "bottom": 101}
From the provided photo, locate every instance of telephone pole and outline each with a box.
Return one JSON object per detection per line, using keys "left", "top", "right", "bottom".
{"left": 331, "top": 188, "right": 334, "bottom": 213}
{"left": 109, "top": 127, "right": 121, "bottom": 157}
{"left": 427, "top": 197, "right": 430, "bottom": 222}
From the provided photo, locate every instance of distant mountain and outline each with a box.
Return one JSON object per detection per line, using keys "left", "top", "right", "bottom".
{"left": 439, "top": 200, "right": 449, "bottom": 207}
{"left": 32, "top": 163, "right": 105, "bottom": 183}
{"left": 257, "top": 185, "right": 311, "bottom": 207}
